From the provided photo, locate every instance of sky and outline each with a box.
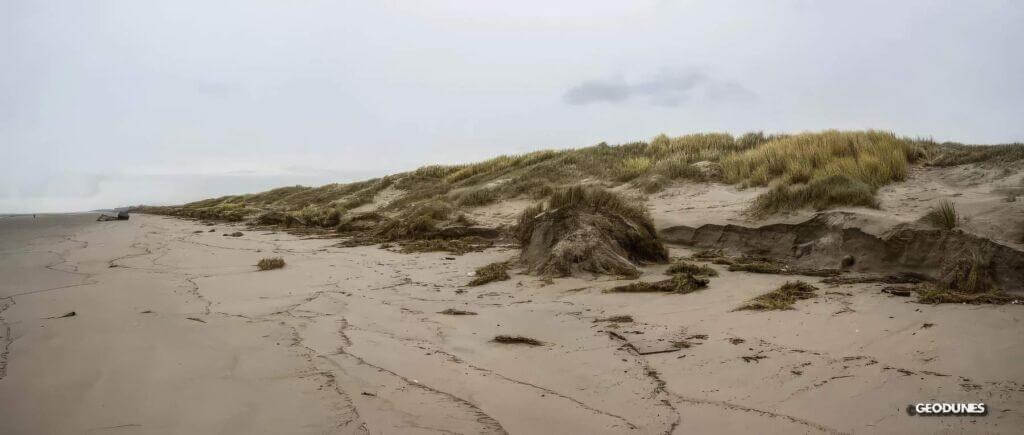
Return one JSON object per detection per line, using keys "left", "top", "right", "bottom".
{"left": 2, "top": 1, "right": 1023, "bottom": 213}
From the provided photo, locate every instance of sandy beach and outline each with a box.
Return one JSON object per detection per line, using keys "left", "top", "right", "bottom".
{"left": 1, "top": 211, "right": 1021, "bottom": 434}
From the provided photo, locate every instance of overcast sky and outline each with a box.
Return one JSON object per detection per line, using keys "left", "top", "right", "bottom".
{"left": 3, "top": 1, "right": 1023, "bottom": 213}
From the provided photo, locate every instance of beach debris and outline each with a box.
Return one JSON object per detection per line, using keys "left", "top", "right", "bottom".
{"left": 881, "top": 286, "right": 912, "bottom": 297}
{"left": 438, "top": 308, "right": 477, "bottom": 315}
{"left": 607, "top": 273, "right": 709, "bottom": 294}
{"left": 186, "top": 317, "right": 207, "bottom": 323}
{"left": 492, "top": 335, "right": 544, "bottom": 346}
{"left": 468, "top": 261, "right": 511, "bottom": 286}
{"left": 735, "top": 281, "right": 818, "bottom": 311}
{"left": 594, "top": 315, "right": 634, "bottom": 323}
{"left": 45, "top": 311, "right": 76, "bottom": 319}
{"left": 740, "top": 355, "right": 767, "bottom": 363}
{"left": 728, "top": 337, "right": 746, "bottom": 345}
{"left": 223, "top": 231, "right": 243, "bottom": 237}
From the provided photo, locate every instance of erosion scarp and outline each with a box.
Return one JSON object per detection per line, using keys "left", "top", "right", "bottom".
{"left": 661, "top": 212, "right": 1024, "bottom": 293}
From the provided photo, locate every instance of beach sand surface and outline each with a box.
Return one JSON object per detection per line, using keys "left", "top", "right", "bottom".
{"left": 1, "top": 213, "right": 1022, "bottom": 434}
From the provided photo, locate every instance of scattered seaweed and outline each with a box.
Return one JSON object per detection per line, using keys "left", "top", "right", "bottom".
{"left": 736, "top": 281, "right": 818, "bottom": 311}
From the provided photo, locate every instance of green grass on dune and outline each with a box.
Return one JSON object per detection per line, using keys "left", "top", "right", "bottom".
{"left": 135, "top": 130, "right": 1020, "bottom": 225}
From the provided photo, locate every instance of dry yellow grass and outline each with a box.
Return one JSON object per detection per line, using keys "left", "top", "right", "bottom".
{"left": 137, "top": 129, "right": 1019, "bottom": 224}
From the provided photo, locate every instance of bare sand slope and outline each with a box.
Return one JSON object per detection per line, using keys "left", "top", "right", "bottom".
{"left": 2, "top": 214, "right": 1023, "bottom": 434}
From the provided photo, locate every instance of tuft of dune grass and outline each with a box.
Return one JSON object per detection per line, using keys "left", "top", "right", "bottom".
{"left": 736, "top": 281, "right": 817, "bottom": 311}
{"left": 923, "top": 200, "right": 958, "bottom": 230}
{"left": 257, "top": 257, "right": 285, "bottom": 271}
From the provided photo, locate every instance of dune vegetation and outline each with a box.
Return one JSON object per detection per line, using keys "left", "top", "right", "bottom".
{"left": 135, "top": 130, "right": 1023, "bottom": 233}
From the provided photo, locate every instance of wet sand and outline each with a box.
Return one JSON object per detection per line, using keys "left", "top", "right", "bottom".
{"left": 1, "top": 213, "right": 1022, "bottom": 434}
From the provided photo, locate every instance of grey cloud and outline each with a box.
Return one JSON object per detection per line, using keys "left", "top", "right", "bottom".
{"left": 563, "top": 70, "right": 756, "bottom": 106}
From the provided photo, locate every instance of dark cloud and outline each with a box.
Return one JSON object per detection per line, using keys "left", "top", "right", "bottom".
{"left": 563, "top": 69, "right": 756, "bottom": 106}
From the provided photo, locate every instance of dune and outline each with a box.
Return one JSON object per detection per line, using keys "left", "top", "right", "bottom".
{"left": 2, "top": 130, "right": 1024, "bottom": 434}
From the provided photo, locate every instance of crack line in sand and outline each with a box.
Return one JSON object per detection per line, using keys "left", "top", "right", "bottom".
{"left": 608, "top": 330, "right": 848, "bottom": 435}
{"left": 347, "top": 322, "right": 641, "bottom": 429}
{"left": 334, "top": 317, "right": 508, "bottom": 434}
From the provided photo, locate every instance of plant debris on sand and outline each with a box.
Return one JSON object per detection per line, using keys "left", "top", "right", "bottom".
{"left": 257, "top": 257, "right": 285, "bottom": 270}
{"left": 911, "top": 249, "right": 1019, "bottom": 304}
{"left": 516, "top": 185, "right": 668, "bottom": 278}
{"left": 693, "top": 252, "right": 840, "bottom": 277}
{"left": 666, "top": 260, "right": 719, "bottom": 277}
{"left": 492, "top": 335, "right": 544, "bottom": 346}
{"left": 914, "top": 283, "right": 1017, "bottom": 305}
{"left": 398, "top": 236, "right": 493, "bottom": 255}
{"left": 438, "top": 308, "right": 478, "bottom": 315}
{"left": 607, "top": 273, "right": 709, "bottom": 294}
{"left": 736, "top": 281, "right": 818, "bottom": 311}
{"left": 594, "top": 315, "right": 634, "bottom": 323}
{"left": 469, "top": 261, "right": 511, "bottom": 286}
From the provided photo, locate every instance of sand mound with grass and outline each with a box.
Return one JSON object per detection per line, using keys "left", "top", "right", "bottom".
{"left": 516, "top": 186, "right": 668, "bottom": 278}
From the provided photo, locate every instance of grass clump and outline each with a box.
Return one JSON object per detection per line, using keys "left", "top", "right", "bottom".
{"left": 923, "top": 200, "right": 958, "bottom": 230}
{"left": 666, "top": 260, "right": 719, "bottom": 277}
{"left": 722, "top": 130, "right": 919, "bottom": 188}
{"left": 492, "top": 335, "right": 544, "bottom": 346}
{"left": 256, "top": 257, "right": 285, "bottom": 271}
{"left": 469, "top": 261, "right": 511, "bottom": 286}
{"left": 450, "top": 186, "right": 500, "bottom": 207}
{"left": 736, "top": 281, "right": 817, "bottom": 311}
{"left": 926, "top": 142, "right": 1024, "bottom": 166}
{"left": 516, "top": 185, "right": 667, "bottom": 277}
{"left": 376, "top": 200, "right": 453, "bottom": 241}
{"left": 750, "top": 175, "right": 878, "bottom": 215}
{"left": 723, "top": 130, "right": 922, "bottom": 214}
